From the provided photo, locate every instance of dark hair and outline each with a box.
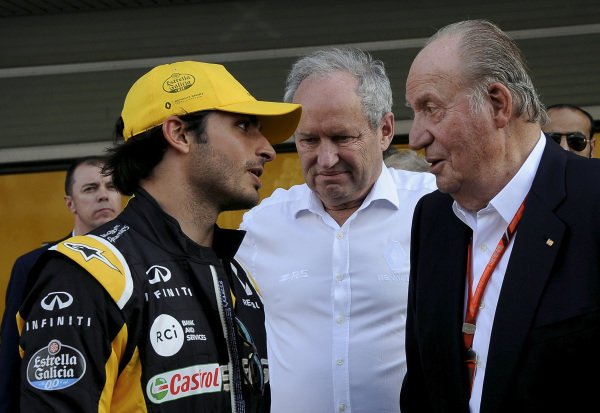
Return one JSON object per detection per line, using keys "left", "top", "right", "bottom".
{"left": 104, "top": 111, "right": 210, "bottom": 195}
{"left": 65, "top": 156, "right": 106, "bottom": 196}
{"left": 546, "top": 103, "right": 595, "bottom": 138}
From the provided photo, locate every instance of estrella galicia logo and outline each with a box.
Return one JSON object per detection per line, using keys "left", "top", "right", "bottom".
{"left": 63, "top": 242, "right": 119, "bottom": 271}
{"left": 27, "top": 339, "right": 86, "bottom": 391}
{"left": 41, "top": 292, "right": 73, "bottom": 311}
{"left": 146, "top": 265, "right": 172, "bottom": 284}
{"left": 162, "top": 73, "right": 195, "bottom": 93}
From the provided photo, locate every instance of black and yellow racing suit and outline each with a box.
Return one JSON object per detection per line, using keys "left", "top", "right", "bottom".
{"left": 17, "top": 189, "right": 269, "bottom": 412}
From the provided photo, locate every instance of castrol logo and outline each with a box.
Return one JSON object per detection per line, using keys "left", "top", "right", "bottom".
{"left": 146, "top": 363, "right": 221, "bottom": 404}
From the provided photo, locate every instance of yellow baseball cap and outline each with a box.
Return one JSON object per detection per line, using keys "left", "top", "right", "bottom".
{"left": 121, "top": 61, "right": 302, "bottom": 144}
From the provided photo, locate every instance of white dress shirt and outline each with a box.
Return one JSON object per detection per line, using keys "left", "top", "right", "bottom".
{"left": 237, "top": 164, "right": 436, "bottom": 413}
{"left": 452, "top": 134, "right": 546, "bottom": 413}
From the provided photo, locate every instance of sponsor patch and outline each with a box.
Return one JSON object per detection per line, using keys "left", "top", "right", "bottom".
{"left": 146, "top": 265, "right": 172, "bottom": 284}
{"left": 377, "top": 273, "right": 409, "bottom": 282}
{"left": 279, "top": 269, "right": 309, "bottom": 282}
{"left": 99, "top": 224, "right": 130, "bottom": 243}
{"left": 162, "top": 73, "right": 195, "bottom": 93}
{"left": 384, "top": 241, "right": 406, "bottom": 271}
{"left": 41, "top": 292, "right": 73, "bottom": 311}
{"left": 27, "top": 339, "right": 86, "bottom": 391}
{"left": 150, "top": 314, "right": 184, "bottom": 357}
{"left": 63, "top": 242, "right": 120, "bottom": 272}
{"left": 144, "top": 286, "right": 193, "bottom": 302}
{"left": 146, "top": 363, "right": 221, "bottom": 404}
{"left": 25, "top": 315, "right": 92, "bottom": 332}
{"left": 182, "top": 319, "right": 207, "bottom": 341}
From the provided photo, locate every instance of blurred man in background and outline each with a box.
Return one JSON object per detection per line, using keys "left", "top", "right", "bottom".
{"left": 0, "top": 156, "right": 122, "bottom": 412}
{"left": 543, "top": 103, "right": 595, "bottom": 158}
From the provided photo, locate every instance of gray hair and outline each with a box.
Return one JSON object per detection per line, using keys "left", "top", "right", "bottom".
{"left": 383, "top": 146, "right": 430, "bottom": 172}
{"left": 284, "top": 47, "right": 393, "bottom": 131}
{"left": 428, "top": 20, "right": 547, "bottom": 124}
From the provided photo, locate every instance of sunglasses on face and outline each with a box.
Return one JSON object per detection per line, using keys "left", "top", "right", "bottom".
{"left": 235, "top": 317, "right": 265, "bottom": 396}
{"left": 545, "top": 132, "right": 591, "bottom": 152}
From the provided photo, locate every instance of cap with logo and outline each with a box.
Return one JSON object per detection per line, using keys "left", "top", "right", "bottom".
{"left": 121, "top": 61, "right": 302, "bottom": 144}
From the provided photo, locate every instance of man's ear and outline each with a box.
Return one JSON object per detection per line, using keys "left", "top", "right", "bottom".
{"left": 487, "top": 82, "right": 512, "bottom": 129}
{"left": 64, "top": 195, "right": 76, "bottom": 213}
{"left": 379, "top": 111, "right": 395, "bottom": 151}
{"left": 162, "top": 115, "right": 192, "bottom": 154}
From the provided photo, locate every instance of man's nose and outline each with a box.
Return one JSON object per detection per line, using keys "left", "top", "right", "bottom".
{"left": 408, "top": 114, "right": 433, "bottom": 151}
{"left": 257, "top": 132, "right": 276, "bottom": 163}
{"left": 97, "top": 185, "right": 109, "bottom": 200}
{"left": 316, "top": 139, "right": 339, "bottom": 168}
{"left": 558, "top": 136, "right": 570, "bottom": 151}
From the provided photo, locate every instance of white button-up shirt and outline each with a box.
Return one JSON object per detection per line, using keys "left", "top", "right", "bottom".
{"left": 453, "top": 134, "right": 545, "bottom": 413}
{"left": 237, "top": 165, "right": 436, "bottom": 413}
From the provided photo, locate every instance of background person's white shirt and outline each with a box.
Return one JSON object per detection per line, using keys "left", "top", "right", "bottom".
{"left": 237, "top": 164, "right": 436, "bottom": 413}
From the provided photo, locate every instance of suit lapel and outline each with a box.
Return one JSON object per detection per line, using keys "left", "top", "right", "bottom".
{"left": 481, "top": 141, "right": 567, "bottom": 413}
{"left": 423, "top": 193, "right": 472, "bottom": 408}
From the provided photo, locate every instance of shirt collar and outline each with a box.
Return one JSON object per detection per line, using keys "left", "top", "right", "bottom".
{"left": 453, "top": 132, "right": 546, "bottom": 226}
{"left": 295, "top": 162, "right": 399, "bottom": 218}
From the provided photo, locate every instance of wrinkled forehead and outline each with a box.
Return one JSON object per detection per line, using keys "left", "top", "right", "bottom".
{"left": 406, "top": 40, "right": 467, "bottom": 106}
{"left": 408, "top": 37, "right": 465, "bottom": 90}
{"left": 413, "top": 35, "right": 462, "bottom": 73}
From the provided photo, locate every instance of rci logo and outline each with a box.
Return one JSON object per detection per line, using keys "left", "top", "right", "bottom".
{"left": 149, "top": 314, "right": 184, "bottom": 357}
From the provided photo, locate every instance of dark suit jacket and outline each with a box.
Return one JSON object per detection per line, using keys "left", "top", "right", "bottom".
{"left": 0, "top": 235, "right": 69, "bottom": 413}
{"left": 401, "top": 139, "right": 600, "bottom": 413}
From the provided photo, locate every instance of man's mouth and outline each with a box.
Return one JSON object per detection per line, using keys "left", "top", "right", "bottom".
{"left": 248, "top": 167, "right": 263, "bottom": 178}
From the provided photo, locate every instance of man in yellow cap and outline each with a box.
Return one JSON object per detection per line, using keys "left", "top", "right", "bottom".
{"left": 17, "top": 61, "right": 301, "bottom": 412}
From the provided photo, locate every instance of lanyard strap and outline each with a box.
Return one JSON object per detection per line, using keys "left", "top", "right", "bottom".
{"left": 462, "top": 197, "right": 527, "bottom": 350}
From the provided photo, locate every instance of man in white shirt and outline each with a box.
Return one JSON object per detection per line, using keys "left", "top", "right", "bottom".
{"left": 401, "top": 20, "right": 600, "bottom": 413}
{"left": 236, "top": 48, "right": 436, "bottom": 413}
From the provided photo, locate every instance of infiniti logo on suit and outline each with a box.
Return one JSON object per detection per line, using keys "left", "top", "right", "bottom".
{"left": 40, "top": 292, "right": 74, "bottom": 311}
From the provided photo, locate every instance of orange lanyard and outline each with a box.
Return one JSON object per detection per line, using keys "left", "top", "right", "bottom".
{"left": 462, "top": 197, "right": 527, "bottom": 350}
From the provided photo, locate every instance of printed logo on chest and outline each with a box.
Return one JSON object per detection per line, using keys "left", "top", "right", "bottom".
{"left": 144, "top": 264, "right": 193, "bottom": 302}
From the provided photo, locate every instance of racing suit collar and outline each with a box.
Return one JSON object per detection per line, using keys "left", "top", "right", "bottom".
{"left": 130, "top": 188, "right": 245, "bottom": 260}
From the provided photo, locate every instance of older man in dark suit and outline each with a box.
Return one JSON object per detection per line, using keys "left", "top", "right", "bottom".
{"left": 401, "top": 20, "right": 600, "bottom": 413}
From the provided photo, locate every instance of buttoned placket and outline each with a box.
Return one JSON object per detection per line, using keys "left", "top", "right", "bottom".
{"left": 332, "top": 223, "right": 351, "bottom": 412}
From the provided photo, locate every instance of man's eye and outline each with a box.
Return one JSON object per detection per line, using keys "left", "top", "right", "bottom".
{"left": 237, "top": 120, "right": 250, "bottom": 131}
{"left": 425, "top": 105, "right": 437, "bottom": 114}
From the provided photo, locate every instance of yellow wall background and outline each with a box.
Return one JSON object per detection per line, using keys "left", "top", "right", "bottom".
{"left": 1, "top": 140, "right": 598, "bottom": 323}
{"left": 0, "top": 152, "right": 305, "bottom": 323}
